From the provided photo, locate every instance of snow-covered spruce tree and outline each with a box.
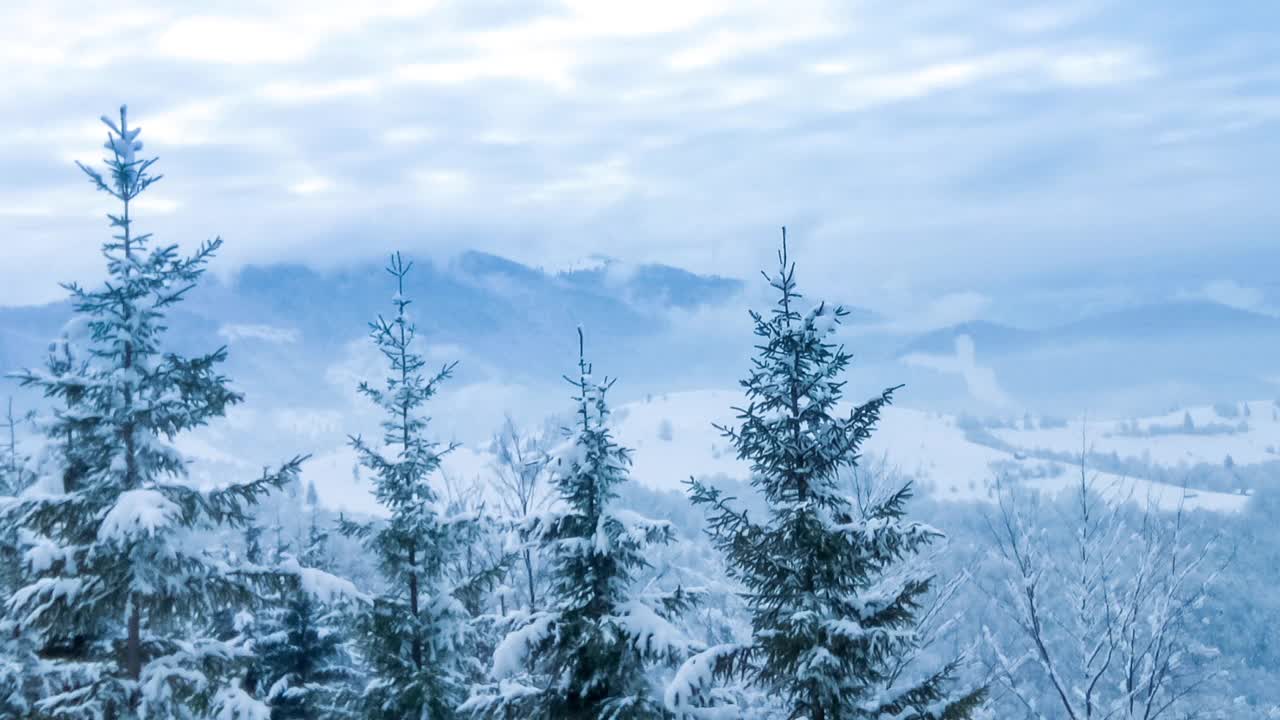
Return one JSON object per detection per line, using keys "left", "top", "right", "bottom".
{"left": 253, "top": 506, "right": 361, "bottom": 719}
{"left": 225, "top": 523, "right": 272, "bottom": 702}
{"left": 671, "top": 232, "right": 986, "bottom": 720}
{"left": 462, "top": 329, "right": 696, "bottom": 720}
{"left": 3, "top": 106, "right": 306, "bottom": 719}
{"left": 339, "top": 252, "right": 497, "bottom": 720}
{"left": 1, "top": 397, "right": 43, "bottom": 716}
{"left": 2, "top": 331, "right": 99, "bottom": 715}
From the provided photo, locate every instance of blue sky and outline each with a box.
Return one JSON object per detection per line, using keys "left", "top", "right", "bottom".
{"left": 1, "top": 0, "right": 1277, "bottom": 323}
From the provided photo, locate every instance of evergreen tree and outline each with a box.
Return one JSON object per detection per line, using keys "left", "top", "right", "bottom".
{"left": 670, "top": 232, "right": 985, "bottom": 720}
{"left": 256, "top": 506, "right": 360, "bottom": 719}
{"left": 3, "top": 332, "right": 101, "bottom": 714}
{"left": 2, "top": 106, "right": 305, "bottom": 719}
{"left": 0, "top": 397, "right": 43, "bottom": 716}
{"left": 226, "top": 523, "right": 270, "bottom": 703}
{"left": 463, "top": 329, "right": 695, "bottom": 720}
{"left": 339, "top": 253, "right": 491, "bottom": 719}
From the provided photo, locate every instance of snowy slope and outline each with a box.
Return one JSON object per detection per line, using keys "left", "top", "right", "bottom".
{"left": 608, "top": 390, "right": 1249, "bottom": 513}
{"left": 281, "top": 390, "right": 1255, "bottom": 516}
{"left": 612, "top": 390, "right": 1009, "bottom": 501}
{"left": 988, "top": 401, "right": 1280, "bottom": 467}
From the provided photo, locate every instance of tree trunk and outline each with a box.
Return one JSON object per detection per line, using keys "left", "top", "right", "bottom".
{"left": 523, "top": 548, "right": 537, "bottom": 610}
{"left": 126, "top": 596, "right": 141, "bottom": 710}
{"left": 409, "top": 546, "right": 422, "bottom": 670}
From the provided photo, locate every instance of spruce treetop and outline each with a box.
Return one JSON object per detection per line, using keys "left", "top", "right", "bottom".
{"left": 341, "top": 252, "right": 493, "bottom": 720}
{"left": 464, "top": 329, "right": 695, "bottom": 720}
{"left": 4, "top": 105, "right": 305, "bottom": 719}
{"left": 674, "top": 230, "right": 985, "bottom": 720}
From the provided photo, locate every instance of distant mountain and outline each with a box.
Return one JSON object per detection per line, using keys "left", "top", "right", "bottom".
{"left": 556, "top": 255, "right": 743, "bottom": 310}
{"left": 897, "top": 321, "right": 1038, "bottom": 357}
{"left": 7, "top": 256, "right": 1278, "bottom": 426}
{"left": 891, "top": 300, "right": 1280, "bottom": 416}
{"left": 0, "top": 250, "right": 747, "bottom": 404}
{"left": 1054, "top": 301, "right": 1280, "bottom": 342}
{"left": 896, "top": 301, "right": 1280, "bottom": 360}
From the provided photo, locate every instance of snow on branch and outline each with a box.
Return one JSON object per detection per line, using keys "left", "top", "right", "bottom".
{"left": 97, "top": 488, "right": 181, "bottom": 543}
{"left": 665, "top": 644, "right": 744, "bottom": 719}
{"left": 275, "top": 556, "right": 370, "bottom": 605}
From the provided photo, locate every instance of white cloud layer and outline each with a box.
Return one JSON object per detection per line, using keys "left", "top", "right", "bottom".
{"left": 0, "top": 0, "right": 1276, "bottom": 308}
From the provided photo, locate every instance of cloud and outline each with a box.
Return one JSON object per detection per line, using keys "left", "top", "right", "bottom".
{"left": 154, "top": 17, "right": 318, "bottom": 65}
{"left": 272, "top": 408, "right": 344, "bottom": 439}
{"left": 902, "top": 334, "right": 1012, "bottom": 407}
{"left": 1180, "top": 279, "right": 1270, "bottom": 314}
{"left": 873, "top": 291, "right": 991, "bottom": 334}
{"left": 0, "top": 0, "right": 1277, "bottom": 308}
{"left": 218, "top": 323, "right": 302, "bottom": 344}
{"left": 321, "top": 334, "right": 553, "bottom": 442}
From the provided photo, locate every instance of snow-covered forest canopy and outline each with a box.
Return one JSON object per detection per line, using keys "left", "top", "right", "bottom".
{"left": 2, "top": 103, "right": 1279, "bottom": 720}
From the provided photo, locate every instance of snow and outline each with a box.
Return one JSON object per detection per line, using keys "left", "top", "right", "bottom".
{"left": 989, "top": 400, "right": 1280, "bottom": 468}
{"left": 607, "top": 389, "right": 1251, "bottom": 514}
{"left": 10, "top": 577, "right": 84, "bottom": 623}
{"left": 210, "top": 684, "right": 270, "bottom": 720}
{"left": 608, "top": 508, "right": 672, "bottom": 542}
{"left": 276, "top": 556, "right": 370, "bottom": 604}
{"left": 174, "top": 432, "right": 250, "bottom": 471}
{"left": 610, "top": 390, "right": 1007, "bottom": 499}
{"left": 491, "top": 612, "right": 555, "bottom": 679}
{"left": 1029, "top": 468, "right": 1247, "bottom": 513}
{"left": 612, "top": 390, "right": 745, "bottom": 488}
{"left": 199, "top": 391, "right": 1258, "bottom": 518}
{"left": 458, "top": 679, "right": 542, "bottom": 714}
{"left": 97, "top": 106, "right": 144, "bottom": 166}
{"left": 22, "top": 534, "right": 71, "bottom": 574}
{"left": 806, "top": 303, "right": 841, "bottom": 337}
{"left": 665, "top": 644, "right": 741, "bottom": 719}
{"left": 614, "top": 601, "right": 690, "bottom": 656}
{"left": 97, "top": 488, "right": 181, "bottom": 542}
{"left": 593, "top": 514, "right": 611, "bottom": 554}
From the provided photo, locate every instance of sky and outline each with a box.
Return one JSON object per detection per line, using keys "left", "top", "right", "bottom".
{"left": 1, "top": 0, "right": 1278, "bottom": 323}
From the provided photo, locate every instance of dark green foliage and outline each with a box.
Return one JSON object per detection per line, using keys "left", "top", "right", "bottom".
{"left": 685, "top": 232, "right": 985, "bottom": 720}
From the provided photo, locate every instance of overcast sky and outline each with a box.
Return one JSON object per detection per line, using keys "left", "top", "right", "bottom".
{"left": 1, "top": 0, "right": 1277, "bottom": 321}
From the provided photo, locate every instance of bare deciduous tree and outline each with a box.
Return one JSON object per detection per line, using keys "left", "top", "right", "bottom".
{"left": 489, "top": 414, "right": 554, "bottom": 611}
{"left": 1, "top": 397, "right": 34, "bottom": 493}
{"left": 980, "top": 446, "right": 1227, "bottom": 720}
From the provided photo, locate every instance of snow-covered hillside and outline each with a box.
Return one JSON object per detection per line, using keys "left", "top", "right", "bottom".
{"left": 988, "top": 400, "right": 1280, "bottom": 467}
{"left": 292, "top": 390, "right": 1256, "bottom": 516}
{"left": 610, "top": 390, "right": 1251, "bottom": 513}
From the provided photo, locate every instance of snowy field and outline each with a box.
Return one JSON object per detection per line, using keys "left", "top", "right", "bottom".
{"left": 987, "top": 400, "right": 1280, "bottom": 467}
